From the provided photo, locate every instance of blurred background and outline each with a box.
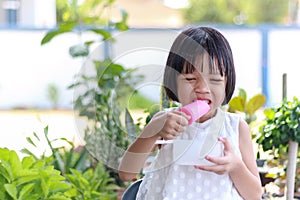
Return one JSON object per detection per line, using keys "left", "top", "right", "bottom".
{"left": 0, "top": 1, "right": 300, "bottom": 198}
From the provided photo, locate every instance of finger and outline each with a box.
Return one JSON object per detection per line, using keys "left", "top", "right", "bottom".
{"left": 172, "top": 110, "right": 190, "bottom": 125}
{"left": 163, "top": 134, "right": 176, "bottom": 140}
{"left": 204, "top": 155, "right": 228, "bottom": 165}
{"left": 175, "top": 124, "right": 186, "bottom": 133}
{"left": 165, "top": 111, "right": 188, "bottom": 126}
{"left": 194, "top": 164, "right": 227, "bottom": 175}
{"left": 169, "top": 128, "right": 181, "bottom": 137}
{"left": 173, "top": 110, "right": 191, "bottom": 120}
{"left": 177, "top": 116, "right": 189, "bottom": 127}
{"left": 218, "top": 137, "right": 234, "bottom": 153}
{"left": 161, "top": 131, "right": 177, "bottom": 140}
{"left": 162, "top": 127, "right": 182, "bottom": 139}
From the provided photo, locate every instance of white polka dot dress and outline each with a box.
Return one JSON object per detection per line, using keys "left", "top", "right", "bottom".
{"left": 136, "top": 109, "right": 243, "bottom": 200}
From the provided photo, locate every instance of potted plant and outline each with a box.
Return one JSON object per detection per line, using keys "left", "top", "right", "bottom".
{"left": 256, "top": 97, "right": 300, "bottom": 199}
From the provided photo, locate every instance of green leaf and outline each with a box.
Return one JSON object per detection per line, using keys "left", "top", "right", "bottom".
{"left": 238, "top": 88, "right": 247, "bottom": 102}
{"left": 88, "top": 28, "right": 113, "bottom": 41}
{"left": 0, "top": 167, "right": 10, "bottom": 183}
{"left": 64, "top": 188, "right": 78, "bottom": 198}
{"left": 53, "top": 151, "right": 65, "bottom": 174}
{"left": 105, "top": 184, "right": 120, "bottom": 190}
{"left": 0, "top": 190, "right": 6, "bottom": 200}
{"left": 19, "top": 149, "right": 38, "bottom": 160}
{"left": 32, "top": 160, "right": 45, "bottom": 169}
{"left": 44, "top": 126, "right": 49, "bottom": 136}
{"left": 69, "top": 169, "right": 89, "bottom": 188}
{"left": 107, "top": 63, "right": 125, "bottom": 75}
{"left": 33, "top": 131, "right": 40, "bottom": 141}
{"left": 69, "top": 44, "right": 89, "bottom": 58}
{"left": 114, "top": 7, "right": 129, "bottom": 31}
{"left": 4, "top": 184, "right": 17, "bottom": 200}
{"left": 48, "top": 181, "right": 70, "bottom": 193}
{"left": 125, "top": 108, "right": 136, "bottom": 143}
{"left": 18, "top": 183, "right": 35, "bottom": 199}
{"left": 246, "top": 94, "right": 266, "bottom": 116}
{"left": 41, "top": 30, "right": 66, "bottom": 45}
{"left": 47, "top": 194, "right": 70, "bottom": 200}
{"left": 58, "top": 22, "right": 78, "bottom": 31}
{"left": 26, "top": 136, "right": 37, "bottom": 147}
{"left": 115, "top": 22, "right": 129, "bottom": 31}
{"left": 41, "top": 22, "right": 77, "bottom": 45}
{"left": 9, "top": 150, "right": 22, "bottom": 178}
{"left": 0, "top": 148, "right": 10, "bottom": 160}
{"left": 16, "top": 173, "right": 39, "bottom": 187}
{"left": 97, "top": 193, "right": 116, "bottom": 200}
{"left": 0, "top": 160, "right": 12, "bottom": 182}
{"left": 55, "top": 138, "right": 74, "bottom": 147}
{"left": 41, "top": 178, "right": 49, "bottom": 198}
{"left": 73, "top": 148, "right": 89, "bottom": 171}
{"left": 64, "top": 149, "right": 74, "bottom": 174}
{"left": 119, "top": 7, "right": 128, "bottom": 21}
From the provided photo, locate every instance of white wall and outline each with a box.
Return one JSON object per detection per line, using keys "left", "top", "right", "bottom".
{"left": 0, "top": 27, "right": 299, "bottom": 109}
{"left": 19, "top": 0, "right": 56, "bottom": 27}
{"left": 0, "top": 30, "right": 82, "bottom": 108}
{"left": 268, "top": 29, "right": 300, "bottom": 105}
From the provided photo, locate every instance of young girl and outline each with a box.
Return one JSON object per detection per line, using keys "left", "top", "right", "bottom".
{"left": 119, "top": 26, "right": 262, "bottom": 200}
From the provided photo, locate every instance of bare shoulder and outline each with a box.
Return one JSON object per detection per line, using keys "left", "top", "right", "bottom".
{"left": 234, "top": 118, "right": 253, "bottom": 155}
{"left": 238, "top": 118, "right": 251, "bottom": 136}
{"left": 238, "top": 118, "right": 254, "bottom": 154}
{"left": 237, "top": 118, "right": 260, "bottom": 178}
{"left": 238, "top": 118, "right": 256, "bottom": 159}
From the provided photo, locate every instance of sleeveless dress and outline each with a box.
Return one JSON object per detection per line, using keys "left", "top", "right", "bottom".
{"left": 136, "top": 109, "right": 244, "bottom": 200}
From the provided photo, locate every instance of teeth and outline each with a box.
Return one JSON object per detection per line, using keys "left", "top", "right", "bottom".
{"left": 196, "top": 99, "right": 210, "bottom": 104}
{"left": 199, "top": 99, "right": 209, "bottom": 104}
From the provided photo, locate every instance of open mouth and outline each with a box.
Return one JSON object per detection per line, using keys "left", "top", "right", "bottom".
{"left": 197, "top": 99, "right": 211, "bottom": 105}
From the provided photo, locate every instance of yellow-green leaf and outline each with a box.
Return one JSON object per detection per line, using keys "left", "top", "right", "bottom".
{"left": 246, "top": 94, "right": 266, "bottom": 115}
{"left": 228, "top": 96, "right": 245, "bottom": 112}
{"left": 19, "top": 183, "right": 35, "bottom": 199}
{"left": 4, "top": 184, "right": 17, "bottom": 200}
{"left": 264, "top": 108, "right": 275, "bottom": 120}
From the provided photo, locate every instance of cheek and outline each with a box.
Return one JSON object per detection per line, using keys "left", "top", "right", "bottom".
{"left": 209, "top": 84, "right": 226, "bottom": 102}
{"left": 177, "top": 82, "right": 194, "bottom": 103}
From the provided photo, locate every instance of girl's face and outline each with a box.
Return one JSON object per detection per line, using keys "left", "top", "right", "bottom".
{"left": 176, "top": 54, "right": 226, "bottom": 122}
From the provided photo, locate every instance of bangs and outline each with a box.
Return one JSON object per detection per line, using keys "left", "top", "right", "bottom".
{"left": 182, "top": 53, "right": 225, "bottom": 76}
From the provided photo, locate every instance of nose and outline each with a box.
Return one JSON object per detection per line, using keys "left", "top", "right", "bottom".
{"left": 194, "top": 75, "right": 210, "bottom": 94}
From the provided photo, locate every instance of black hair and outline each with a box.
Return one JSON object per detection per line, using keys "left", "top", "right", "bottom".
{"left": 163, "top": 26, "right": 235, "bottom": 104}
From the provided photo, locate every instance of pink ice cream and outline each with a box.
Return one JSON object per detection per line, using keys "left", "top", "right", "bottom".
{"left": 178, "top": 100, "right": 210, "bottom": 125}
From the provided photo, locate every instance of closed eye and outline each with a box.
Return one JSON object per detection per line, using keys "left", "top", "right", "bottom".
{"left": 210, "top": 78, "right": 223, "bottom": 82}
{"left": 210, "top": 78, "right": 224, "bottom": 82}
{"left": 186, "top": 78, "right": 196, "bottom": 81}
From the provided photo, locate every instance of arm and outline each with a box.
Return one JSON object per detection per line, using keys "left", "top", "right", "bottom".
{"left": 118, "top": 110, "right": 189, "bottom": 182}
{"left": 194, "top": 119, "right": 262, "bottom": 200}
{"left": 229, "top": 119, "right": 262, "bottom": 199}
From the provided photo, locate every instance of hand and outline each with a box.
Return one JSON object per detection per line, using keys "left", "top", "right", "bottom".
{"left": 194, "top": 137, "right": 243, "bottom": 175}
{"left": 149, "top": 110, "right": 190, "bottom": 140}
